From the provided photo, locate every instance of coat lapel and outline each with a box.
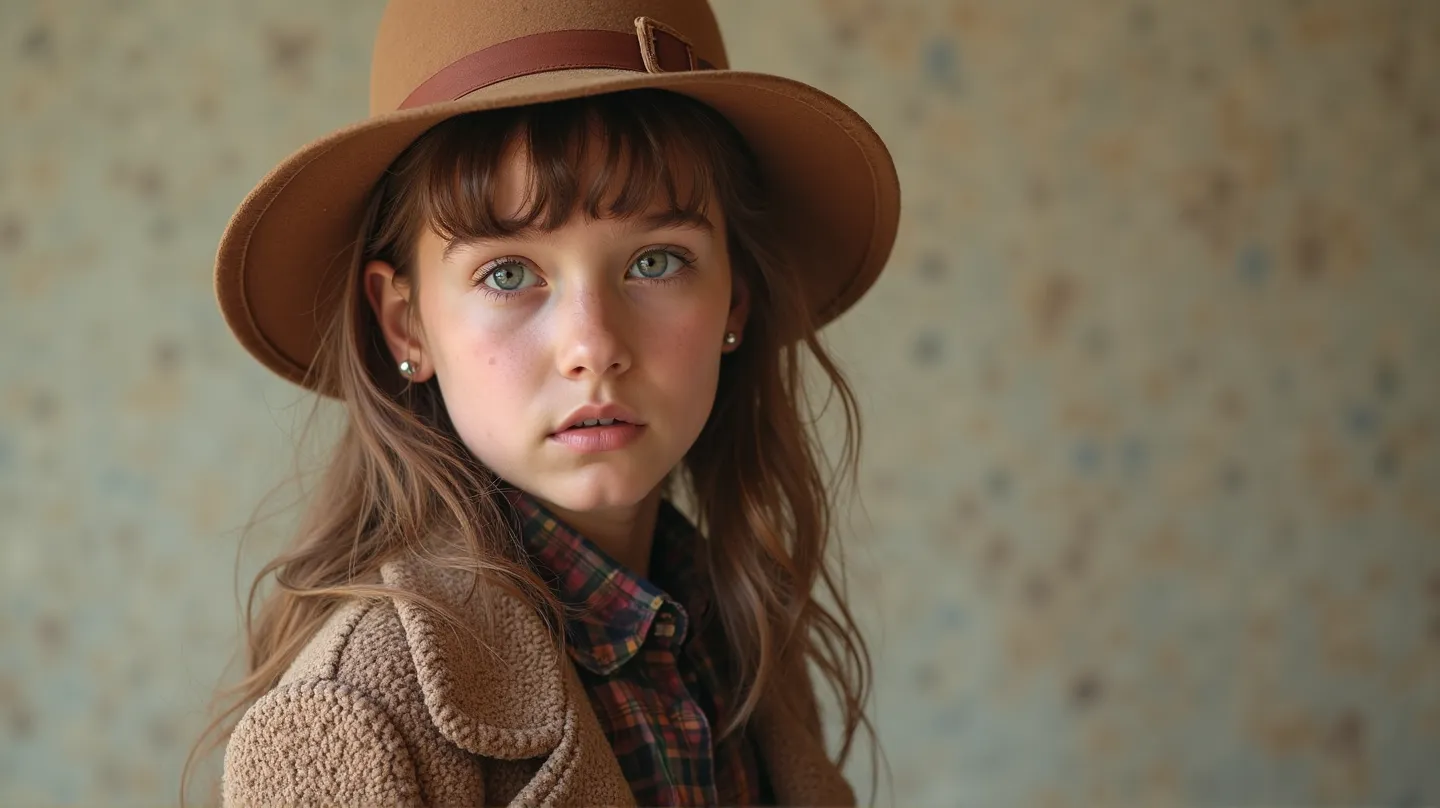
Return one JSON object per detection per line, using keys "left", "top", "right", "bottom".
{"left": 383, "top": 555, "right": 854, "bottom": 806}
{"left": 751, "top": 656, "right": 859, "bottom": 806}
{"left": 383, "top": 556, "right": 634, "bottom": 807}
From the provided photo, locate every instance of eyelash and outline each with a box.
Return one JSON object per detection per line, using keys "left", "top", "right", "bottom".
{"left": 472, "top": 246, "right": 698, "bottom": 302}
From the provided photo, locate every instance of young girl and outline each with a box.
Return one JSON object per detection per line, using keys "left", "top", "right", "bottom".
{"left": 204, "top": 0, "right": 899, "bottom": 804}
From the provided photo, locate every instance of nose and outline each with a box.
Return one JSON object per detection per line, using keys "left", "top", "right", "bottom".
{"left": 553, "top": 282, "right": 633, "bottom": 380}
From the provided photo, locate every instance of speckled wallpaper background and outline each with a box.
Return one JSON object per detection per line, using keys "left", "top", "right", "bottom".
{"left": 2, "top": 0, "right": 1437, "bottom": 805}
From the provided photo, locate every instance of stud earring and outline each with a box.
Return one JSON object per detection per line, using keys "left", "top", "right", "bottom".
{"left": 398, "top": 359, "right": 417, "bottom": 378}
{"left": 724, "top": 332, "right": 738, "bottom": 346}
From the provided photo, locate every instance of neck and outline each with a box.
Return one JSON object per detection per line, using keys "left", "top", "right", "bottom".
{"left": 536, "top": 485, "right": 663, "bottom": 580}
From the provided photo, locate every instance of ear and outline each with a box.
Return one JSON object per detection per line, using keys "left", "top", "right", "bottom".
{"left": 723, "top": 272, "right": 751, "bottom": 353}
{"left": 363, "top": 259, "right": 433, "bottom": 382}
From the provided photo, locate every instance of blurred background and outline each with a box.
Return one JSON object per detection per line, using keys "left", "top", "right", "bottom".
{"left": 2, "top": 0, "right": 1438, "bottom": 804}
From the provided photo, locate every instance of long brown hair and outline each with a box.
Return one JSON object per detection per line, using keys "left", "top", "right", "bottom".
{"left": 188, "top": 89, "right": 877, "bottom": 801}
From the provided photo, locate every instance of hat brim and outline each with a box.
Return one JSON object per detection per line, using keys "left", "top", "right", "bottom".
{"left": 214, "top": 67, "right": 900, "bottom": 395}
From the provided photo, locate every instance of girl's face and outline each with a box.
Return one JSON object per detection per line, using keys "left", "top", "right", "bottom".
{"left": 366, "top": 138, "right": 748, "bottom": 519}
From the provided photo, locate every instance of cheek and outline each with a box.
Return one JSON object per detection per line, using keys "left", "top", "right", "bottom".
{"left": 636, "top": 301, "right": 727, "bottom": 421}
{"left": 425, "top": 299, "right": 544, "bottom": 452}
{"left": 646, "top": 316, "right": 718, "bottom": 370}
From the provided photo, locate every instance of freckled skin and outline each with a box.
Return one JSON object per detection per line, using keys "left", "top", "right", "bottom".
{"left": 365, "top": 137, "right": 748, "bottom": 555}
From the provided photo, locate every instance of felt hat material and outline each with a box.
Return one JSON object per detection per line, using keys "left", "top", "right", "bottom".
{"left": 214, "top": 0, "right": 901, "bottom": 394}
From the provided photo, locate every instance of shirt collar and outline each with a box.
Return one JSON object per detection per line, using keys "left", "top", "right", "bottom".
{"left": 505, "top": 488, "right": 709, "bottom": 676}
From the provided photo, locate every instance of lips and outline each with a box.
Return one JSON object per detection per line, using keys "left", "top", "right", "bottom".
{"left": 553, "top": 402, "right": 644, "bottom": 436}
{"left": 549, "top": 420, "right": 644, "bottom": 452}
{"left": 565, "top": 416, "right": 632, "bottom": 430}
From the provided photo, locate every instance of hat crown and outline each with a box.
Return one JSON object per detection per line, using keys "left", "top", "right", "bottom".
{"left": 369, "top": 0, "right": 729, "bottom": 114}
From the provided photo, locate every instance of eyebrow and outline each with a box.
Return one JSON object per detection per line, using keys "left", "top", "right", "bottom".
{"left": 441, "top": 209, "right": 715, "bottom": 262}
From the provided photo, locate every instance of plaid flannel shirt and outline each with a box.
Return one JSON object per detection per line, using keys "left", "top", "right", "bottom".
{"left": 507, "top": 489, "right": 773, "bottom": 806}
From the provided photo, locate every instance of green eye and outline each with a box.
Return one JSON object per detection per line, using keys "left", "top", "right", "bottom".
{"left": 484, "top": 262, "right": 531, "bottom": 291}
{"left": 630, "top": 250, "right": 680, "bottom": 279}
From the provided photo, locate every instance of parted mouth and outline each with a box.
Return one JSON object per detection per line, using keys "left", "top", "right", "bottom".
{"left": 552, "top": 402, "right": 644, "bottom": 435}
{"left": 565, "top": 417, "right": 633, "bottom": 430}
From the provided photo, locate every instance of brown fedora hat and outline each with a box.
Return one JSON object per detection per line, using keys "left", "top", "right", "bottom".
{"left": 215, "top": 0, "right": 901, "bottom": 395}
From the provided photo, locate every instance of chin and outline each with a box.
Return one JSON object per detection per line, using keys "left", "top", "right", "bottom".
{"left": 503, "top": 459, "right": 650, "bottom": 512}
{"left": 546, "top": 476, "right": 652, "bottom": 514}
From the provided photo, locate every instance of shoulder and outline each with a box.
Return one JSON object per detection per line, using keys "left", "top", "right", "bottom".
{"left": 222, "top": 591, "right": 492, "bottom": 806}
{"left": 223, "top": 599, "right": 429, "bottom": 806}
{"left": 223, "top": 674, "right": 422, "bottom": 806}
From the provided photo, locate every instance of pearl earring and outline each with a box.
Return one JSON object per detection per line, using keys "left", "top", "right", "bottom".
{"left": 724, "top": 332, "right": 738, "bottom": 346}
{"left": 398, "top": 359, "right": 417, "bottom": 377}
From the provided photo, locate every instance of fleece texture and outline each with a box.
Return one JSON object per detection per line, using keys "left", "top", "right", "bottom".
{"left": 222, "top": 555, "right": 857, "bottom": 807}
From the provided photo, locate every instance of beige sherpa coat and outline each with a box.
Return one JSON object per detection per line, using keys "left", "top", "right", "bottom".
{"left": 222, "top": 554, "right": 857, "bottom": 806}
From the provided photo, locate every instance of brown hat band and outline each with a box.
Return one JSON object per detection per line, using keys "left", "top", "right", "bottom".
{"left": 399, "top": 18, "right": 717, "bottom": 111}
